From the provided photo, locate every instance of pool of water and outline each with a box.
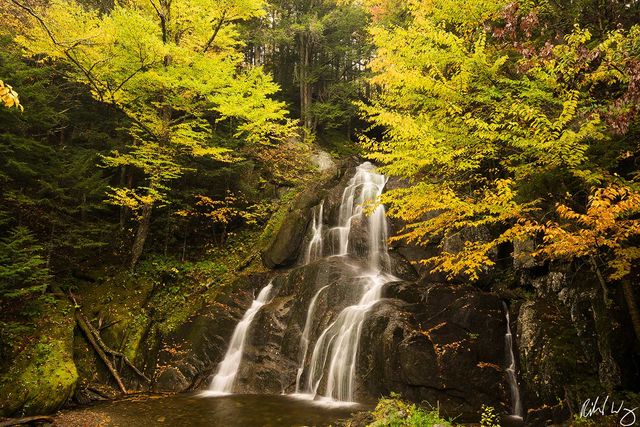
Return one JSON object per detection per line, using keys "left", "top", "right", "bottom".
{"left": 58, "top": 393, "right": 369, "bottom": 426}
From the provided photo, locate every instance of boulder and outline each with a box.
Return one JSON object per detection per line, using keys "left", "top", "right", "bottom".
{"left": 261, "top": 207, "right": 311, "bottom": 268}
{"left": 356, "top": 282, "right": 510, "bottom": 420}
{"left": 0, "top": 301, "right": 78, "bottom": 417}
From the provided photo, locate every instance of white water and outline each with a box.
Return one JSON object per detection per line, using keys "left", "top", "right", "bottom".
{"left": 204, "top": 282, "right": 274, "bottom": 395}
{"left": 295, "top": 162, "right": 394, "bottom": 402}
{"left": 305, "top": 201, "right": 325, "bottom": 264}
{"left": 295, "top": 284, "right": 330, "bottom": 392}
{"left": 503, "top": 301, "right": 523, "bottom": 418}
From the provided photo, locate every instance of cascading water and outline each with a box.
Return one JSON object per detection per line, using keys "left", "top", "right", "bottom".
{"left": 204, "top": 281, "right": 274, "bottom": 395}
{"left": 503, "top": 301, "right": 523, "bottom": 419}
{"left": 305, "top": 201, "right": 324, "bottom": 264}
{"left": 294, "top": 162, "right": 395, "bottom": 402}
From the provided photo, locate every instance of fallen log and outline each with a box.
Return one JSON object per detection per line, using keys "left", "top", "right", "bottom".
{"left": 68, "top": 291, "right": 151, "bottom": 388}
{"left": 0, "top": 415, "right": 55, "bottom": 426}
{"left": 74, "top": 309, "right": 127, "bottom": 394}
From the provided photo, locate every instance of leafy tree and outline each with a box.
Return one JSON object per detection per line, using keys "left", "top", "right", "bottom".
{"left": 10, "top": 0, "right": 295, "bottom": 267}
{"left": 361, "top": 0, "right": 639, "bottom": 284}
{"left": 0, "top": 226, "right": 50, "bottom": 300}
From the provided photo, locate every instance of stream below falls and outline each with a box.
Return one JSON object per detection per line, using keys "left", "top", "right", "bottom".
{"left": 56, "top": 393, "right": 367, "bottom": 427}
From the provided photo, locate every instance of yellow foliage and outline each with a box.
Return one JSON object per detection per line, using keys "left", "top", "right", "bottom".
{"left": 0, "top": 80, "right": 23, "bottom": 111}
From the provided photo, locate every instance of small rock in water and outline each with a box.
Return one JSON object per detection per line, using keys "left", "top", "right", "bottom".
{"left": 157, "top": 416, "right": 166, "bottom": 422}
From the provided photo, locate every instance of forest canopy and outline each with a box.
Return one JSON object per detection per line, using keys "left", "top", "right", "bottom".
{"left": 0, "top": 0, "right": 639, "bottom": 330}
{"left": 362, "top": 0, "right": 640, "bottom": 284}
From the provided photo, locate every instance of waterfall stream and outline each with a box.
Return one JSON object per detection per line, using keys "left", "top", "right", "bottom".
{"left": 200, "top": 162, "right": 521, "bottom": 414}
{"left": 294, "top": 162, "right": 395, "bottom": 402}
{"left": 305, "top": 201, "right": 325, "bottom": 264}
{"left": 204, "top": 282, "right": 274, "bottom": 395}
{"left": 503, "top": 301, "right": 523, "bottom": 418}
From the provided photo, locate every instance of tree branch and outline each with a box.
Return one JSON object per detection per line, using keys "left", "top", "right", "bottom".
{"left": 203, "top": 11, "right": 227, "bottom": 53}
{"left": 9, "top": 0, "right": 106, "bottom": 101}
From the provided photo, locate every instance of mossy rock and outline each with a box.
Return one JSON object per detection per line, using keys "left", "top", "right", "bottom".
{"left": 0, "top": 301, "right": 78, "bottom": 417}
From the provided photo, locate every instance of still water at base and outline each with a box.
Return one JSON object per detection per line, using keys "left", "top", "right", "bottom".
{"left": 64, "top": 393, "right": 368, "bottom": 426}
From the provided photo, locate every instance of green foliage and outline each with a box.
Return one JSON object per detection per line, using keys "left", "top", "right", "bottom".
{"left": 246, "top": 0, "right": 371, "bottom": 134}
{"left": 10, "top": 0, "right": 296, "bottom": 269}
{"left": 368, "top": 393, "right": 453, "bottom": 427}
{"left": 0, "top": 35, "right": 115, "bottom": 273}
{"left": 361, "top": 0, "right": 640, "bottom": 281}
{"left": 0, "top": 226, "right": 50, "bottom": 299}
{"left": 570, "top": 414, "right": 597, "bottom": 426}
{"left": 480, "top": 405, "right": 501, "bottom": 427}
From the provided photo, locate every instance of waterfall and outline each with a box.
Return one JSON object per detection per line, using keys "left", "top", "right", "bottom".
{"left": 295, "top": 284, "right": 330, "bottom": 391}
{"left": 305, "top": 201, "right": 324, "bottom": 264}
{"left": 503, "top": 301, "right": 523, "bottom": 418}
{"left": 205, "top": 282, "right": 274, "bottom": 395}
{"left": 295, "top": 162, "right": 394, "bottom": 402}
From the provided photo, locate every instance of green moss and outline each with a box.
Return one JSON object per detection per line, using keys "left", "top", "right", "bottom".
{"left": 367, "top": 393, "right": 454, "bottom": 427}
{"left": 252, "top": 189, "right": 298, "bottom": 261}
{"left": 0, "top": 300, "right": 78, "bottom": 417}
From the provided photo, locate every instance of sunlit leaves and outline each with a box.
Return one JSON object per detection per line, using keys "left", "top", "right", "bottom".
{"left": 362, "top": 0, "right": 640, "bottom": 280}
{"left": 0, "top": 80, "right": 23, "bottom": 111}
{"left": 538, "top": 186, "right": 640, "bottom": 280}
{"left": 13, "top": 0, "right": 293, "bottom": 215}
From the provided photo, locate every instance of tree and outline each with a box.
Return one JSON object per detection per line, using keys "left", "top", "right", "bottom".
{"left": 245, "top": 0, "right": 371, "bottom": 135}
{"left": 0, "top": 35, "right": 120, "bottom": 274}
{"left": 361, "top": 0, "right": 639, "bottom": 282}
{"left": 10, "top": 0, "right": 295, "bottom": 268}
{"left": 0, "top": 226, "right": 50, "bottom": 300}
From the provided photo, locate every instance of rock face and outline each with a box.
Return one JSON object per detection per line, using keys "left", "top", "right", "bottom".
{"left": 514, "top": 267, "right": 640, "bottom": 425}
{"left": 208, "top": 259, "right": 513, "bottom": 421}
{"left": 0, "top": 301, "right": 78, "bottom": 417}
{"left": 261, "top": 160, "right": 348, "bottom": 269}
{"left": 150, "top": 277, "right": 265, "bottom": 392}
{"left": 356, "top": 282, "right": 510, "bottom": 418}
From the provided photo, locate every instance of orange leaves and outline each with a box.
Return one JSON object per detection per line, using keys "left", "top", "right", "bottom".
{"left": 539, "top": 185, "right": 640, "bottom": 280}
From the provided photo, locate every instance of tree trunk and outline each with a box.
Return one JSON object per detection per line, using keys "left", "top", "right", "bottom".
{"left": 589, "top": 258, "right": 621, "bottom": 390}
{"left": 298, "top": 33, "right": 313, "bottom": 132}
{"left": 0, "top": 416, "right": 55, "bottom": 426}
{"left": 75, "top": 310, "right": 127, "bottom": 394}
{"left": 130, "top": 203, "right": 152, "bottom": 270}
{"left": 622, "top": 280, "right": 640, "bottom": 343}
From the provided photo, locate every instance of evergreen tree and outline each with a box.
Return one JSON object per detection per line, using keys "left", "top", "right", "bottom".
{"left": 0, "top": 226, "right": 50, "bottom": 300}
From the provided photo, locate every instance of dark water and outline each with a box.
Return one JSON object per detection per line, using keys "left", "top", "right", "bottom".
{"left": 73, "top": 393, "right": 367, "bottom": 427}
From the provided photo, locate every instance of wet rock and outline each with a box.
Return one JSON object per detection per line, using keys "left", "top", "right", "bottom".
{"left": 516, "top": 297, "right": 599, "bottom": 423}
{"left": 0, "top": 301, "right": 78, "bottom": 417}
{"left": 262, "top": 165, "right": 348, "bottom": 269}
{"left": 150, "top": 274, "right": 270, "bottom": 393}
{"left": 261, "top": 208, "right": 311, "bottom": 268}
{"left": 234, "top": 257, "right": 371, "bottom": 394}
{"left": 357, "top": 282, "right": 510, "bottom": 420}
